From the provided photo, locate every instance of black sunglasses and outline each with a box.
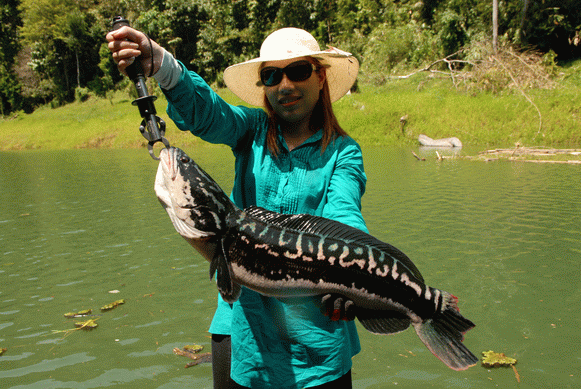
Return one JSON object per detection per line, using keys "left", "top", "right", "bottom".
{"left": 260, "top": 61, "right": 317, "bottom": 87}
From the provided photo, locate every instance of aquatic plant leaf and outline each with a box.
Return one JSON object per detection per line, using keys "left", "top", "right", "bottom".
{"left": 482, "top": 350, "right": 517, "bottom": 367}
{"left": 74, "top": 319, "right": 98, "bottom": 330}
{"left": 52, "top": 318, "right": 100, "bottom": 337}
{"left": 173, "top": 344, "right": 212, "bottom": 367}
{"left": 173, "top": 344, "right": 204, "bottom": 358}
{"left": 184, "top": 353, "right": 212, "bottom": 367}
{"left": 183, "top": 344, "right": 204, "bottom": 353}
{"left": 100, "top": 299, "right": 125, "bottom": 311}
{"left": 64, "top": 309, "right": 92, "bottom": 318}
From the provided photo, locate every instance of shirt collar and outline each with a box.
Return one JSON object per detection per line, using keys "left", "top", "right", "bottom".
{"left": 277, "top": 128, "right": 323, "bottom": 152}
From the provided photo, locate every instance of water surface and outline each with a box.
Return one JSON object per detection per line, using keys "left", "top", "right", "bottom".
{"left": 1, "top": 146, "right": 579, "bottom": 388}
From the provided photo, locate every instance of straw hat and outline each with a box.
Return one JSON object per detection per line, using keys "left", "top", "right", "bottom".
{"left": 223, "top": 27, "right": 359, "bottom": 107}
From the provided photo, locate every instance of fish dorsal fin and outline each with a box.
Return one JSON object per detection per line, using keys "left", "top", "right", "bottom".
{"left": 244, "top": 206, "right": 365, "bottom": 239}
{"left": 244, "top": 206, "right": 424, "bottom": 283}
{"left": 357, "top": 308, "right": 412, "bottom": 335}
{"left": 209, "top": 239, "right": 241, "bottom": 304}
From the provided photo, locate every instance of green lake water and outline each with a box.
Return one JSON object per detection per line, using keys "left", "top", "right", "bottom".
{"left": 1, "top": 146, "right": 579, "bottom": 388}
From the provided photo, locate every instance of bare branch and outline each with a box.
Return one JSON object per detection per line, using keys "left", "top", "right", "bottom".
{"left": 390, "top": 51, "right": 477, "bottom": 82}
{"left": 491, "top": 55, "right": 543, "bottom": 135}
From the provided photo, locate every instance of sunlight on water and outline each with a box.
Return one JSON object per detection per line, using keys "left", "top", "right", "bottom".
{"left": 1, "top": 146, "right": 580, "bottom": 388}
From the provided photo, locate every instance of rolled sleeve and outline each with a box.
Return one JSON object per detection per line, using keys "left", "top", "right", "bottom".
{"left": 322, "top": 139, "right": 368, "bottom": 233}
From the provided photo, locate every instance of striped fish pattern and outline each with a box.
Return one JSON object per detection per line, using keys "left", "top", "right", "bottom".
{"left": 155, "top": 147, "right": 478, "bottom": 371}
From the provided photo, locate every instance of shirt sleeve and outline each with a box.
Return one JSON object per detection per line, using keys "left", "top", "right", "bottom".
{"left": 159, "top": 61, "right": 265, "bottom": 149}
{"left": 152, "top": 49, "right": 182, "bottom": 90}
{"left": 322, "top": 138, "right": 368, "bottom": 233}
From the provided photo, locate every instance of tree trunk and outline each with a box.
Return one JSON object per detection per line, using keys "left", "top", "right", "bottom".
{"left": 492, "top": 0, "right": 498, "bottom": 52}
{"left": 76, "top": 50, "right": 80, "bottom": 88}
{"left": 519, "top": 0, "right": 530, "bottom": 42}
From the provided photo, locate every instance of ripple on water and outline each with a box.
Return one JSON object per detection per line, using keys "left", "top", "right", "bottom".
{"left": 15, "top": 331, "right": 49, "bottom": 339}
{"left": 134, "top": 321, "right": 162, "bottom": 328}
{"left": 36, "top": 338, "right": 63, "bottom": 345}
{"left": 116, "top": 338, "right": 139, "bottom": 346}
{"left": 9, "top": 365, "right": 177, "bottom": 388}
{"left": 0, "top": 310, "right": 19, "bottom": 315}
{"left": 0, "top": 352, "right": 35, "bottom": 362}
{"left": 55, "top": 281, "right": 83, "bottom": 287}
{"left": 0, "top": 352, "right": 96, "bottom": 379}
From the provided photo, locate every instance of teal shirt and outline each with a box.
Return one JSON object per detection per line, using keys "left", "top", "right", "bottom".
{"left": 162, "top": 66, "right": 367, "bottom": 388}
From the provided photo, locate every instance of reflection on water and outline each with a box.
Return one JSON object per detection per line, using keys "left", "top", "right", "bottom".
{"left": 1, "top": 146, "right": 580, "bottom": 388}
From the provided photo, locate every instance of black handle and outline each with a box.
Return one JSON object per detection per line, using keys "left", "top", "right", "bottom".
{"left": 111, "top": 16, "right": 168, "bottom": 160}
{"left": 111, "top": 16, "right": 145, "bottom": 82}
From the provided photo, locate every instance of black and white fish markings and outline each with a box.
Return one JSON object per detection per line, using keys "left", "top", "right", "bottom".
{"left": 155, "top": 147, "right": 478, "bottom": 371}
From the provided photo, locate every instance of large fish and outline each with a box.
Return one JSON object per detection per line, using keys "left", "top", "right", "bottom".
{"left": 155, "top": 147, "right": 478, "bottom": 371}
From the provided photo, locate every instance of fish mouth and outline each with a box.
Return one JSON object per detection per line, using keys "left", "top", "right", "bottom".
{"left": 155, "top": 147, "right": 197, "bottom": 211}
{"left": 159, "top": 147, "right": 178, "bottom": 181}
{"left": 154, "top": 147, "right": 176, "bottom": 207}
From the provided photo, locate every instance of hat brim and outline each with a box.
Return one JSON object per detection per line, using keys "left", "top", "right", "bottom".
{"left": 224, "top": 52, "right": 359, "bottom": 107}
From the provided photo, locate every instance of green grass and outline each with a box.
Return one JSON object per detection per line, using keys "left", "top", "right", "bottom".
{"left": 2, "top": 62, "right": 580, "bottom": 151}
{"left": 0, "top": 91, "right": 202, "bottom": 151}
{"left": 336, "top": 71, "right": 581, "bottom": 148}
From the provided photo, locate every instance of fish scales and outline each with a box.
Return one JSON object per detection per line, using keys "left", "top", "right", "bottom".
{"left": 223, "top": 211, "right": 440, "bottom": 320}
{"left": 155, "top": 147, "right": 478, "bottom": 371}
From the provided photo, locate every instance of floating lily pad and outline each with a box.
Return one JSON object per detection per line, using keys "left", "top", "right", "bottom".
{"left": 64, "top": 309, "right": 92, "bottom": 318}
{"left": 482, "top": 350, "right": 517, "bottom": 367}
{"left": 100, "top": 299, "right": 125, "bottom": 311}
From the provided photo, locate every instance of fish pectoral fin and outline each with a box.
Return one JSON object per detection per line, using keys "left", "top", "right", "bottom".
{"left": 209, "top": 255, "right": 218, "bottom": 281}
{"left": 357, "top": 309, "right": 411, "bottom": 335}
{"left": 213, "top": 239, "right": 241, "bottom": 304}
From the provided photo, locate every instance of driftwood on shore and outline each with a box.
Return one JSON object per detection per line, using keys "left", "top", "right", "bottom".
{"left": 479, "top": 147, "right": 581, "bottom": 157}
{"left": 477, "top": 147, "right": 581, "bottom": 164}
{"left": 412, "top": 146, "right": 581, "bottom": 165}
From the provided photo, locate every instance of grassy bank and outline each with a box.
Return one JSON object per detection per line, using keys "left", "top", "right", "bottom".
{"left": 1, "top": 61, "right": 580, "bottom": 151}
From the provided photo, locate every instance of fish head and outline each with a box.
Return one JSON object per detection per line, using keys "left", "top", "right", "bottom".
{"left": 155, "top": 147, "right": 232, "bottom": 244}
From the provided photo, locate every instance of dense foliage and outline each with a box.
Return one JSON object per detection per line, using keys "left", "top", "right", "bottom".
{"left": 1, "top": 0, "right": 580, "bottom": 115}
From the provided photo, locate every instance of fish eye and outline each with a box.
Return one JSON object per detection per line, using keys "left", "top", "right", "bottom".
{"left": 180, "top": 156, "right": 191, "bottom": 163}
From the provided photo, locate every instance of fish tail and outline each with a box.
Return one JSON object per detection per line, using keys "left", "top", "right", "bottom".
{"left": 414, "top": 292, "right": 478, "bottom": 371}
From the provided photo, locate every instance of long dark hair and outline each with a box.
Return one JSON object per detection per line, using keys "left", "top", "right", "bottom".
{"left": 263, "top": 59, "right": 348, "bottom": 156}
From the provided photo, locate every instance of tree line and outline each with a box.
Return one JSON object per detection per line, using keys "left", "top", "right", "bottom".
{"left": 1, "top": 0, "right": 580, "bottom": 116}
